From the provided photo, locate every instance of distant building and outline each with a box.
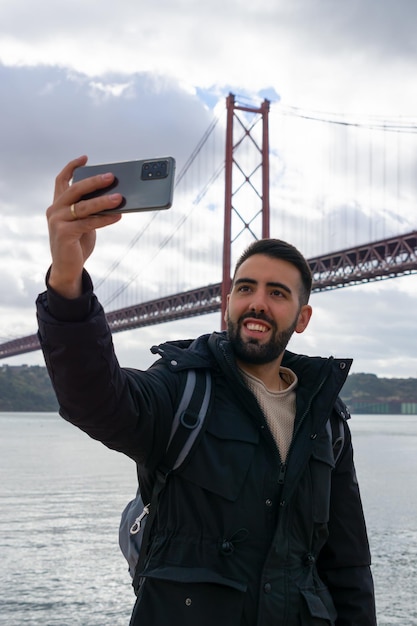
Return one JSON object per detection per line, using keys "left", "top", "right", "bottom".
{"left": 348, "top": 401, "right": 417, "bottom": 415}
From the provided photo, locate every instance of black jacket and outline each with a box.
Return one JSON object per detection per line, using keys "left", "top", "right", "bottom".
{"left": 36, "top": 283, "right": 376, "bottom": 626}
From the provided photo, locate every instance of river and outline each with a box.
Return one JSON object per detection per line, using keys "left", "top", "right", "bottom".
{"left": 0, "top": 412, "right": 416, "bottom": 625}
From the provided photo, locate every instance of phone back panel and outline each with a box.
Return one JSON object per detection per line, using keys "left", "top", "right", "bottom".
{"left": 72, "top": 157, "right": 175, "bottom": 213}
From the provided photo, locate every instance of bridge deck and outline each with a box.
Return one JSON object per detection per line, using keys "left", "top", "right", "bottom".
{"left": 1, "top": 231, "right": 416, "bottom": 359}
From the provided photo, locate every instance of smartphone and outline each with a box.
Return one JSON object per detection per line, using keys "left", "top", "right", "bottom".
{"left": 72, "top": 157, "right": 176, "bottom": 214}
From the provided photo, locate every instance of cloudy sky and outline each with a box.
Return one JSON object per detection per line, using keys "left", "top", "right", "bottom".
{"left": 1, "top": 0, "right": 416, "bottom": 378}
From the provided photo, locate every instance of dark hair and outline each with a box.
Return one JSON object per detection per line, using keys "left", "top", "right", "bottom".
{"left": 232, "top": 238, "right": 313, "bottom": 305}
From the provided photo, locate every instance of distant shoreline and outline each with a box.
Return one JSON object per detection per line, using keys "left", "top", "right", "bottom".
{"left": 1, "top": 365, "right": 416, "bottom": 414}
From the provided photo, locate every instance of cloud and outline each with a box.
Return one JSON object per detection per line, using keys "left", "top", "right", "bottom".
{"left": 0, "top": 64, "right": 214, "bottom": 214}
{"left": 1, "top": 0, "right": 417, "bottom": 112}
{"left": 290, "top": 275, "right": 417, "bottom": 378}
{"left": 0, "top": 0, "right": 416, "bottom": 377}
{"left": 0, "top": 63, "right": 219, "bottom": 342}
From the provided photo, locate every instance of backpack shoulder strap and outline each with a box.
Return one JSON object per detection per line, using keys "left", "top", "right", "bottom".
{"left": 160, "top": 368, "right": 212, "bottom": 473}
{"left": 133, "top": 367, "right": 212, "bottom": 593}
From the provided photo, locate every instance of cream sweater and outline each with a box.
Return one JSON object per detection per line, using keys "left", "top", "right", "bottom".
{"left": 240, "top": 367, "right": 298, "bottom": 461}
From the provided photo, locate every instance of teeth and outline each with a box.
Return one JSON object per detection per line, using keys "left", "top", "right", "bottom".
{"left": 246, "top": 322, "right": 267, "bottom": 332}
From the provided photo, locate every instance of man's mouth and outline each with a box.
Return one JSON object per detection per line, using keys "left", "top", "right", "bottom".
{"left": 242, "top": 319, "right": 271, "bottom": 334}
{"left": 245, "top": 321, "right": 269, "bottom": 333}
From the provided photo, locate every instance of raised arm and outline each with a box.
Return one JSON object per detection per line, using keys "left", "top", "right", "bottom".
{"left": 37, "top": 158, "right": 177, "bottom": 465}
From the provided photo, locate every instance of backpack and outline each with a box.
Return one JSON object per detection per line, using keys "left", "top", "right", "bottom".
{"left": 119, "top": 368, "right": 212, "bottom": 592}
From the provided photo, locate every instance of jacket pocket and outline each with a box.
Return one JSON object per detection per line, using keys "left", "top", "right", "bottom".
{"left": 299, "top": 586, "right": 337, "bottom": 625}
{"left": 309, "top": 426, "right": 335, "bottom": 523}
{"left": 179, "top": 409, "right": 259, "bottom": 501}
{"left": 131, "top": 575, "right": 246, "bottom": 626}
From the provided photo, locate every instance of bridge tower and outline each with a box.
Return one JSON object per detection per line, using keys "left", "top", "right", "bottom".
{"left": 221, "top": 93, "right": 271, "bottom": 328}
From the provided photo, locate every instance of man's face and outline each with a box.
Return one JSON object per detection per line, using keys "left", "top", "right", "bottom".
{"left": 225, "top": 254, "right": 312, "bottom": 365}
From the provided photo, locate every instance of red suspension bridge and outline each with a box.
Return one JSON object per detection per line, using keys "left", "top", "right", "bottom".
{"left": 1, "top": 93, "right": 416, "bottom": 359}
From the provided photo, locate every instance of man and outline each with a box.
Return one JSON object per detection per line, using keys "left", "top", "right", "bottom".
{"left": 36, "top": 156, "right": 377, "bottom": 625}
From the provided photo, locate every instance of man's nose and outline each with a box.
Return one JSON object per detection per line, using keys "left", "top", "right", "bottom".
{"left": 249, "top": 293, "right": 267, "bottom": 314}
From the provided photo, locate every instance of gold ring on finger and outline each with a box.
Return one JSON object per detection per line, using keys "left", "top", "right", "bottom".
{"left": 70, "top": 204, "right": 78, "bottom": 220}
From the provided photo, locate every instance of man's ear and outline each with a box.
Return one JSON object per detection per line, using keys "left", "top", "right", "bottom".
{"left": 223, "top": 294, "right": 230, "bottom": 324}
{"left": 295, "top": 304, "right": 313, "bottom": 334}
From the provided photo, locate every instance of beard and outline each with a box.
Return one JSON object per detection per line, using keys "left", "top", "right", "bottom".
{"left": 227, "top": 311, "right": 298, "bottom": 365}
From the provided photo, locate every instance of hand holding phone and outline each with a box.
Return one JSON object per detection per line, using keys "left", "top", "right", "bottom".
{"left": 72, "top": 157, "right": 176, "bottom": 214}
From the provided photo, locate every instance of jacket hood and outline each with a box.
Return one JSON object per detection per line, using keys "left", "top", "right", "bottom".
{"left": 150, "top": 333, "right": 218, "bottom": 371}
{"left": 151, "top": 333, "right": 352, "bottom": 392}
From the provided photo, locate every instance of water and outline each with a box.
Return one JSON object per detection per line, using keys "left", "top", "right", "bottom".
{"left": 349, "top": 415, "right": 417, "bottom": 625}
{"left": 0, "top": 412, "right": 416, "bottom": 625}
{"left": 0, "top": 413, "right": 136, "bottom": 626}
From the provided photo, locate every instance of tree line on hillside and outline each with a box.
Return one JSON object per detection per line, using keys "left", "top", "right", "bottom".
{"left": 0, "top": 365, "right": 416, "bottom": 413}
{"left": 340, "top": 372, "right": 417, "bottom": 414}
{"left": 0, "top": 365, "right": 58, "bottom": 412}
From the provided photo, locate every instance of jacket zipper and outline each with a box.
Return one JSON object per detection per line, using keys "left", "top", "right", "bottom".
{"left": 277, "top": 358, "right": 334, "bottom": 487}
{"left": 278, "top": 462, "right": 287, "bottom": 484}
{"left": 221, "top": 343, "right": 338, "bottom": 490}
